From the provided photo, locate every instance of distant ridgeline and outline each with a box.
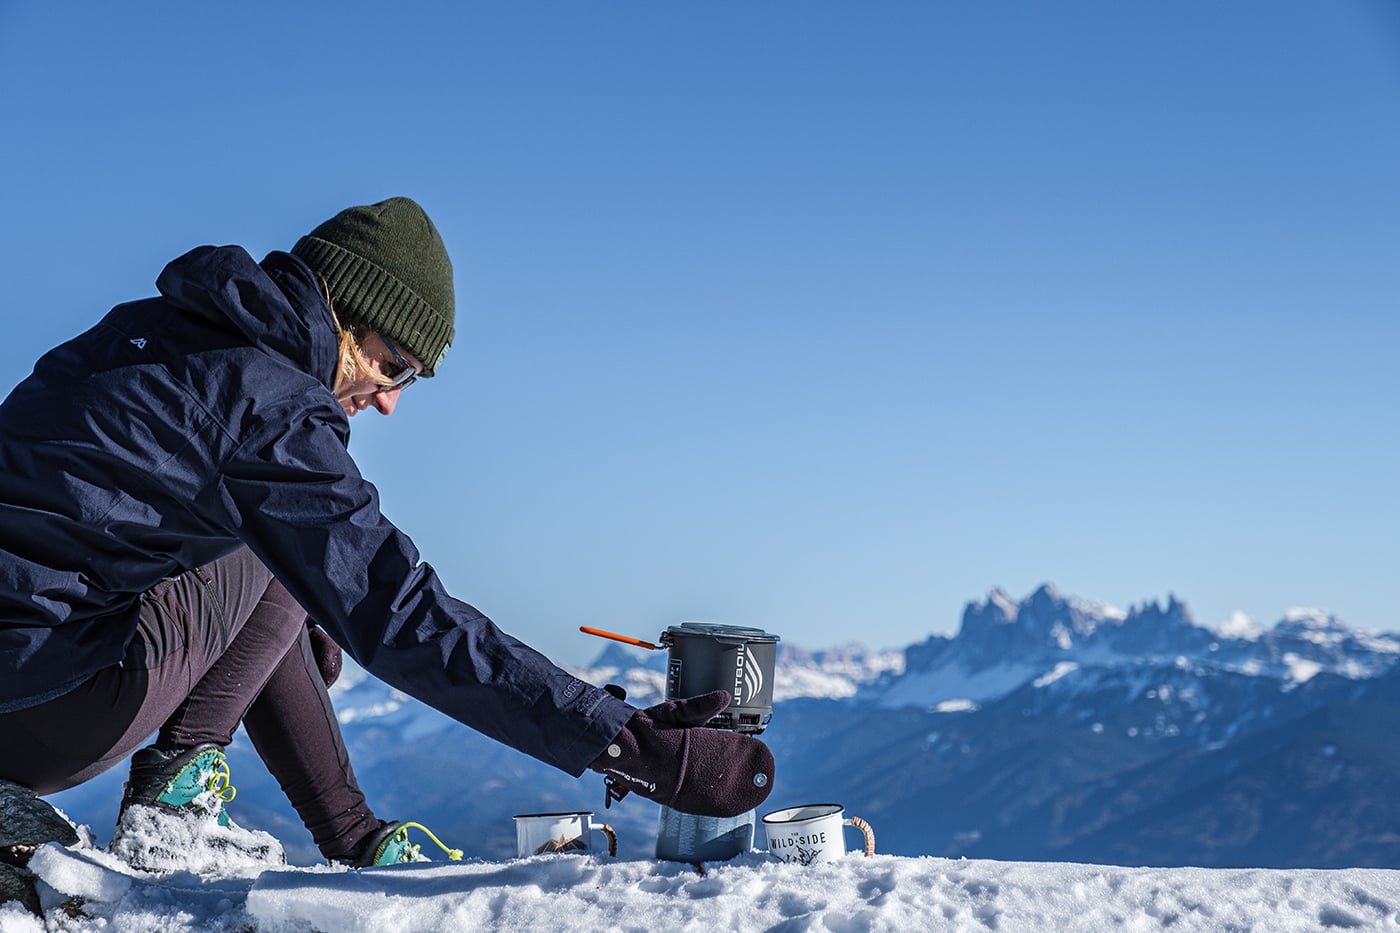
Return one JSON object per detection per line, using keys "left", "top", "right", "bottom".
{"left": 760, "top": 584, "right": 1400, "bottom": 870}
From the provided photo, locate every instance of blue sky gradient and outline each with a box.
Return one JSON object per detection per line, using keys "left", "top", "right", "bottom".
{"left": 3, "top": 2, "right": 1397, "bottom": 664}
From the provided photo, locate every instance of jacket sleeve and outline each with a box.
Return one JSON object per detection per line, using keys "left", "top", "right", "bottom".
{"left": 212, "top": 404, "right": 634, "bottom": 776}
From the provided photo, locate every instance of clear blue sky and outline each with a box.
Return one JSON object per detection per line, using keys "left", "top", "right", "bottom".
{"left": 3, "top": 2, "right": 1397, "bottom": 665}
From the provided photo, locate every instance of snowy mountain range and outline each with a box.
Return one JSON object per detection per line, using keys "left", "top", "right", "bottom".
{"left": 866, "top": 585, "right": 1399, "bottom": 711}
{"left": 49, "top": 583, "right": 1400, "bottom": 870}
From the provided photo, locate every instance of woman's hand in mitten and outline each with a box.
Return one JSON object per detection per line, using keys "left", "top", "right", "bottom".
{"left": 588, "top": 690, "right": 775, "bottom": 818}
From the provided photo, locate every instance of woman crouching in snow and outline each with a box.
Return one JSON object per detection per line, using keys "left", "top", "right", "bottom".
{"left": 0, "top": 197, "right": 773, "bottom": 900}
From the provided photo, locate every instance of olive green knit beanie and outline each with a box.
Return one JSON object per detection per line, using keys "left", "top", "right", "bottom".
{"left": 292, "top": 197, "right": 455, "bottom": 377}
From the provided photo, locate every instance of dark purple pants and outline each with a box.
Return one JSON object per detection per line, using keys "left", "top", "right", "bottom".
{"left": 0, "top": 548, "right": 379, "bottom": 861}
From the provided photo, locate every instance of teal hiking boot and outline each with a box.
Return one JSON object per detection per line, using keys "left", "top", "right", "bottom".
{"left": 111, "top": 743, "right": 284, "bottom": 876}
{"left": 352, "top": 820, "right": 463, "bottom": 867}
{"left": 121, "top": 744, "right": 237, "bottom": 823}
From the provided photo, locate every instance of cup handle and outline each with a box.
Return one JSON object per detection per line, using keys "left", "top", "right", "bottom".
{"left": 596, "top": 823, "right": 618, "bottom": 857}
{"left": 844, "top": 816, "right": 875, "bottom": 857}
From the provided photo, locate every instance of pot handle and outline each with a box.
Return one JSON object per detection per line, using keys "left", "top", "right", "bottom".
{"left": 844, "top": 816, "right": 876, "bottom": 857}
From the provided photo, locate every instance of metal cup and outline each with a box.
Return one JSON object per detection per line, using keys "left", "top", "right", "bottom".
{"left": 513, "top": 812, "right": 617, "bottom": 858}
{"left": 761, "top": 804, "right": 875, "bottom": 865}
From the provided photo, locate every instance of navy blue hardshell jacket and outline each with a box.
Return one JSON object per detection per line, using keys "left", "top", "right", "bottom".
{"left": 0, "top": 245, "right": 632, "bottom": 775}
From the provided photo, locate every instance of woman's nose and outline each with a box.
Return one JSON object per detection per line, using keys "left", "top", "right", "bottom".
{"left": 373, "top": 386, "right": 402, "bottom": 415}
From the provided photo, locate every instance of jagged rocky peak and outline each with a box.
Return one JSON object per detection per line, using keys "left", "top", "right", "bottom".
{"left": 1107, "top": 593, "right": 1214, "bottom": 657}
{"left": 1117, "top": 594, "right": 1197, "bottom": 634}
{"left": 950, "top": 584, "right": 1092, "bottom": 665}
{"left": 948, "top": 584, "right": 1213, "bottom": 665}
{"left": 961, "top": 583, "right": 1120, "bottom": 638}
{"left": 1022, "top": 582, "right": 1125, "bottom": 638}
{"left": 960, "top": 587, "right": 1020, "bottom": 631}
{"left": 986, "top": 587, "right": 1020, "bottom": 620}
{"left": 1129, "top": 593, "right": 1193, "bottom": 622}
{"left": 943, "top": 588, "right": 1029, "bottom": 668}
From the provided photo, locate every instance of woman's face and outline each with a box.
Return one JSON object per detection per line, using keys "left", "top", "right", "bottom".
{"left": 333, "top": 333, "right": 425, "bottom": 418}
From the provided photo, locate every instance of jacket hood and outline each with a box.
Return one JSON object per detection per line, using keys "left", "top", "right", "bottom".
{"left": 155, "top": 245, "right": 340, "bottom": 390}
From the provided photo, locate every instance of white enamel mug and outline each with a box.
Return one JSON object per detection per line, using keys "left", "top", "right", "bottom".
{"left": 513, "top": 811, "right": 617, "bottom": 858}
{"left": 761, "top": 804, "right": 875, "bottom": 865}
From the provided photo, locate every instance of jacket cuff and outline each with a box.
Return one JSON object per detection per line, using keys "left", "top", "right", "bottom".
{"left": 554, "top": 688, "right": 636, "bottom": 777}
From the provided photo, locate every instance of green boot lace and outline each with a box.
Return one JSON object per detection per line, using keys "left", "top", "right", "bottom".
{"left": 123, "top": 743, "right": 239, "bottom": 827}
{"left": 366, "top": 821, "right": 463, "bottom": 866}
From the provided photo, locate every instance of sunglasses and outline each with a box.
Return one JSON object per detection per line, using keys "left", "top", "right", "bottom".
{"left": 378, "top": 334, "right": 419, "bottom": 390}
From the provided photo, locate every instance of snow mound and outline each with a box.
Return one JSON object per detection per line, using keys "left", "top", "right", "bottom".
{"left": 20, "top": 840, "right": 1400, "bottom": 932}
{"left": 108, "top": 802, "right": 285, "bottom": 878}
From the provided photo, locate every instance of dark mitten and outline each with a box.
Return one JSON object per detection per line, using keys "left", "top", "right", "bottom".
{"left": 307, "top": 624, "right": 342, "bottom": 688}
{"left": 588, "top": 690, "right": 775, "bottom": 818}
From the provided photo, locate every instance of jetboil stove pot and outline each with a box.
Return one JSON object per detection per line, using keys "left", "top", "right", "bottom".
{"left": 658, "top": 622, "right": 780, "bottom": 734}
{"left": 581, "top": 621, "right": 782, "bottom": 862}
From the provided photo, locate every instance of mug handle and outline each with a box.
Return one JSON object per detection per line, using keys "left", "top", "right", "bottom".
{"left": 844, "top": 816, "right": 875, "bottom": 857}
{"left": 595, "top": 823, "right": 618, "bottom": 857}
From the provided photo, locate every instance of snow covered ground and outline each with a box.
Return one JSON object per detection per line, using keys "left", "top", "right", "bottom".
{"left": 11, "top": 838, "right": 1400, "bottom": 932}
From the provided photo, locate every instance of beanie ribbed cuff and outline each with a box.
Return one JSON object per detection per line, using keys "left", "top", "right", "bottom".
{"left": 293, "top": 235, "right": 453, "bottom": 377}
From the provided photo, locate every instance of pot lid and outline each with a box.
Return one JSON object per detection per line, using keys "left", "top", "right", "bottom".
{"left": 660, "top": 621, "right": 781, "bottom": 644}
